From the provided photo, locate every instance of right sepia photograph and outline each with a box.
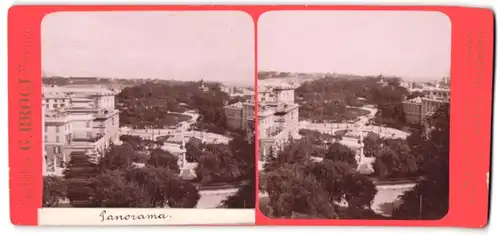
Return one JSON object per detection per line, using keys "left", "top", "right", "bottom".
{"left": 257, "top": 11, "right": 451, "bottom": 220}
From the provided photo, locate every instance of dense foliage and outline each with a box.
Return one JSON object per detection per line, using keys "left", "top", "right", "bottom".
{"left": 260, "top": 138, "right": 377, "bottom": 219}
{"left": 42, "top": 176, "right": 67, "bottom": 207}
{"left": 324, "top": 142, "right": 358, "bottom": 168}
{"left": 392, "top": 104, "right": 450, "bottom": 219}
{"left": 62, "top": 143, "right": 200, "bottom": 208}
{"left": 45, "top": 131, "right": 255, "bottom": 209}
{"left": 218, "top": 132, "right": 256, "bottom": 208}
{"left": 193, "top": 132, "right": 255, "bottom": 185}
{"left": 296, "top": 75, "right": 409, "bottom": 127}
{"left": 372, "top": 139, "right": 419, "bottom": 179}
{"left": 117, "top": 80, "right": 230, "bottom": 134}
{"left": 220, "top": 178, "right": 256, "bottom": 208}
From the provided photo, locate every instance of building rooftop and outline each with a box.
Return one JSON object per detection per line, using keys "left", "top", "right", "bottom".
{"left": 421, "top": 96, "right": 450, "bottom": 102}
{"left": 424, "top": 86, "right": 450, "bottom": 92}
{"left": 43, "top": 85, "right": 117, "bottom": 96}
{"left": 273, "top": 84, "right": 296, "bottom": 90}
{"left": 42, "top": 92, "right": 71, "bottom": 99}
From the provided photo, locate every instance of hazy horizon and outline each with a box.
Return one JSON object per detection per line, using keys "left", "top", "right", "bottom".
{"left": 41, "top": 11, "right": 254, "bottom": 86}
{"left": 258, "top": 11, "right": 451, "bottom": 81}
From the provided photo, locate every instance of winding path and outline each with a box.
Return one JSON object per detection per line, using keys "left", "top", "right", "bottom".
{"left": 196, "top": 188, "right": 239, "bottom": 208}
{"left": 299, "top": 105, "right": 409, "bottom": 139}
{"left": 120, "top": 110, "right": 231, "bottom": 144}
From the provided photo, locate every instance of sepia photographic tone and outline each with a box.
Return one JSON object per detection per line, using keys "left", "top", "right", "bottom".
{"left": 257, "top": 11, "right": 451, "bottom": 220}
{"left": 41, "top": 11, "right": 255, "bottom": 210}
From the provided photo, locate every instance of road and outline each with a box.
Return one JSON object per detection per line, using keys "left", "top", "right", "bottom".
{"left": 371, "top": 183, "right": 416, "bottom": 216}
{"left": 196, "top": 188, "right": 239, "bottom": 208}
{"left": 168, "top": 110, "right": 199, "bottom": 131}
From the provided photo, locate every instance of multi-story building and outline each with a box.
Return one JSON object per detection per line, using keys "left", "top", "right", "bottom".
{"left": 42, "top": 84, "right": 120, "bottom": 176}
{"left": 259, "top": 102, "right": 299, "bottom": 158}
{"left": 223, "top": 92, "right": 256, "bottom": 131}
{"left": 273, "top": 85, "right": 295, "bottom": 104}
{"left": 421, "top": 88, "right": 450, "bottom": 115}
{"left": 403, "top": 85, "right": 450, "bottom": 125}
{"left": 224, "top": 102, "right": 245, "bottom": 130}
{"left": 224, "top": 84, "right": 299, "bottom": 160}
{"left": 402, "top": 97, "right": 423, "bottom": 125}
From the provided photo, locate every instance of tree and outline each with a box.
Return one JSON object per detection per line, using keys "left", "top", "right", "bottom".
{"left": 196, "top": 144, "right": 242, "bottom": 184}
{"left": 307, "top": 160, "right": 353, "bottom": 202}
{"left": 62, "top": 144, "right": 201, "bottom": 208}
{"left": 194, "top": 131, "right": 254, "bottom": 185}
{"left": 342, "top": 173, "right": 378, "bottom": 210}
{"left": 147, "top": 149, "right": 180, "bottom": 173}
{"left": 307, "top": 160, "right": 376, "bottom": 209}
{"left": 185, "top": 137, "right": 203, "bottom": 162}
{"left": 363, "top": 133, "right": 383, "bottom": 158}
{"left": 262, "top": 164, "right": 337, "bottom": 218}
{"left": 228, "top": 132, "right": 255, "bottom": 178}
{"left": 263, "top": 139, "right": 313, "bottom": 172}
{"left": 393, "top": 104, "right": 450, "bottom": 219}
{"left": 42, "top": 176, "right": 67, "bottom": 207}
{"left": 64, "top": 151, "right": 100, "bottom": 207}
{"left": 94, "top": 170, "right": 149, "bottom": 207}
{"left": 98, "top": 143, "right": 135, "bottom": 171}
{"left": 324, "top": 142, "right": 357, "bottom": 168}
{"left": 372, "top": 139, "right": 418, "bottom": 179}
{"left": 164, "top": 178, "right": 200, "bottom": 208}
{"left": 220, "top": 179, "right": 255, "bottom": 208}
{"left": 117, "top": 81, "right": 230, "bottom": 132}
{"left": 261, "top": 141, "right": 379, "bottom": 219}
{"left": 127, "top": 166, "right": 200, "bottom": 208}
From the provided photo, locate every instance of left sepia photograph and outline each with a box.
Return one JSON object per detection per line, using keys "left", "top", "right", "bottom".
{"left": 40, "top": 10, "right": 256, "bottom": 213}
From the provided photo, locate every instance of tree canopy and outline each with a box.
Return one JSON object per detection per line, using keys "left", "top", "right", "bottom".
{"left": 42, "top": 175, "right": 67, "bottom": 207}
{"left": 195, "top": 132, "right": 254, "bottom": 184}
{"left": 324, "top": 142, "right": 357, "bottom": 168}
{"left": 260, "top": 138, "right": 377, "bottom": 219}
{"left": 296, "top": 75, "right": 409, "bottom": 128}
{"left": 372, "top": 139, "right": 419, "bottom": 179}
{"left": 117, "top": 81, "right": 230, "bottom": 134}
{"left": 392, "top": 104, "right": 450, "bottom": 219}
{"left": 62, "top": 143, "right": 200, "bottom": 208}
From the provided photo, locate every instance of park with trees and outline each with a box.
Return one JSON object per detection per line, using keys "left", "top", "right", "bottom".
{"left": 43, "top": 130, "right": 255, "bottom": 209}
{"left": 116, "top": 80, "right": 231, "bottom": 134}
{"left": 259, "top": 103, "right": 449, "bottom": 219}
{"left": 260, "top": 73, "right": 448, "bottom": 219}
{"left": 295, "top": 74, "right": 427, "bottom": 129}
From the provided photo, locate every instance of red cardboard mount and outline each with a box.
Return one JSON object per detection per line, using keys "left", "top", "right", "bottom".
{"left": 8, "top": 5, "right": 493, "bottom": 227}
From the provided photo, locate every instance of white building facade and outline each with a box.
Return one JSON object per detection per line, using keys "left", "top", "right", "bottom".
{"left": 42, "top": 84, "right": 120, "bottom": 176}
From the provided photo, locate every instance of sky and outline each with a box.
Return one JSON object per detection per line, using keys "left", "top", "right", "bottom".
{"left": 258, "top": 11, "right": 451, "bottom": 81}
{"left": 42, "top": 11, "right": 254, "bottom": 86}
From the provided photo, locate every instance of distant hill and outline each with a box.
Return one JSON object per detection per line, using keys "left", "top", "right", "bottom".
{"left": 258, "top": 71, "right": 445, "bottom": 84}
{"left": 41, "top": 76, "right": 217, "bottom": 91}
